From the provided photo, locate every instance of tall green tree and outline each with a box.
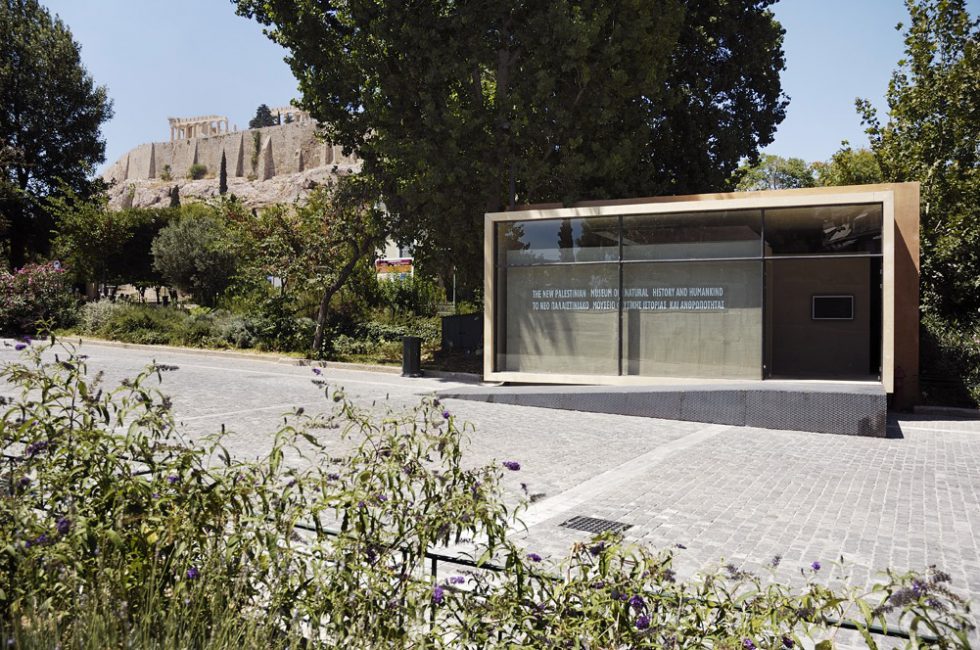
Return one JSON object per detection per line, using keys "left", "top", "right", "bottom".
{"left": 219, "top": 150, "right": 228, "bottom": 195}
{"left": 235, "top": 0, "right": 787, "bottom": 290}
{"left": 151, "top": 208, "right": 237, "bottom": 307}
{"left": 857, "top": 0, "right": 980, "bottom": 321}
{"left": 858, "top": 0, "right": 979, "bottom": 320}
{"left": 735, "top": 154, "right": 816, "bottom": 191}
{"left": 248, "top": 103, "right": 277, "bottom": 129}
{"left": 225, "top": 176, "right": 388, "bottom": 355}
{"left": 0, "top": 0, "right": 113, "bottom": 269}
{"left": 50, "top": 189, "right": 176, "bottom": 291}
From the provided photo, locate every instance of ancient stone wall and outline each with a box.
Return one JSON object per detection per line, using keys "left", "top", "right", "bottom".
{"left": 102, "top": 122, "right": 358, "bottom": 184}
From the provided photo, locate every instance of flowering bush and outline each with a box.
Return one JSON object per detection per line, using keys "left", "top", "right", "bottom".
{"left": 0, "top": 262, "right": 77, "bottom": 335}
{"left": 0, "top": 339, "right": 973, "bottom": 648}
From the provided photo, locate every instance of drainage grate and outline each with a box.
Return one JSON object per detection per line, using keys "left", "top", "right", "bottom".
{"left": 559, "top": 516, "right": 632, "bottom": 534}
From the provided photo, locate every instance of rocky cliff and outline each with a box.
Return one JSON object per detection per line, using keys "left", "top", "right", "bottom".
{"left": 106, "top": 163, "right": 361, "bottom": 210}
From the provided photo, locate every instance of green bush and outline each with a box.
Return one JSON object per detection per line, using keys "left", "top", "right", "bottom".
{"left": 74, "top": 301, "right": 313, "bottom": 353}
{"left": 921, "top": 313, "right": 980, "bottom": 407}
{"left": 186, "top": 163, "right": 208, "bottom": 180}
{"left": 98, "top": 302, "right": 186, "bottom": 345}
{"left": 0, "top": 262, "right": 77, "bottom": 336}
{"left": 377, "top": 274, "right": 443, "bottom": 317}
{"left": 76, "top": 299, "right": 122, "bottom": 333}
{"left": 0, "top": 340, "right": 973, "bottom": 648}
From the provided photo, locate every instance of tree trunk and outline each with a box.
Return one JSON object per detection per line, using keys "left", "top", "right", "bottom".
{"left": 311, "top": 240, "right": 374, "bottom": 356}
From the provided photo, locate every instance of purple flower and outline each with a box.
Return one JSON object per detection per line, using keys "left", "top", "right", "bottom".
{"left": 771, "top": 554, "right": 782, "bottom": 568}
{"left": 166, "top": 475, "right": 179, "bottom": 485}
{"left": 442, "top": 409, "right": 450, "bottom": 419}
{"left": 635, "top": 614, "right": 650, "bottom": 630}
{"left": 327, "top": 473, "right": 340, "bottom": 481}
{"left": 25, "top": 440, "right": 49, "bottom": 456}
{"left": 591, "top": 580, "right": 605, "bottom": 589}
{"left": 810, "top": 561, "right": 821, "bottom": 572}
{"left": 589, "top": 542, "right": 606, "bottom": 556}
{"left": 186, "top": 566, "right": 200, "bottom": 580}
{"left": 448, "top": 575, "right": 465, "bottom": 585}
{"left": 312, "top": 367, "right": 322, "bottom": 376}
{"left": 527, "top": 553, "right": 542, "bottom": 563}
{"left": 376, "top": 494, "right": 388, "bottom": 502}
{"left": 502, "top": 461, "right": 521, "bottom": 471}
{"left": 432, "top": 585, "right": 445, "bottom": 604}
{"left": 14, "top": 343, "right": 26, "bottom": 351}
{"left": 743, "top": 639, "right": 757, "bottom": 650}
{"left": 628, "top": 594, "right": 645, "bottom": 610}
{"left": 34, "top": 534, "right": 49, "bottom": 546}
{"left": 782, "top": 636, "right": 795, "bottom": 648}
{"left": 56, "top": 517, "right": 71, "bottom": 536}
{"left": 17, "top": 476, "right": 30, "bottom": 489}
{"left": 674, "top": 543, "right": 687, "bottom": 550}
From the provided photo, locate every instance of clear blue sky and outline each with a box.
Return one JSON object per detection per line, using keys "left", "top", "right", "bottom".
{"left": 41, "top": 0, "right": 980, "bottom": 172}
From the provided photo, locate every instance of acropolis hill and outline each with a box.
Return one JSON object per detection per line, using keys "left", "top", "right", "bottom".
{"left": 102, "top": 108, "right": 360, "bottom": 210}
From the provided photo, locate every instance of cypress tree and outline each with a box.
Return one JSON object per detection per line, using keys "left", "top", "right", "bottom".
{"left": 219, "top": 151, "right": 228, "bottom": 195}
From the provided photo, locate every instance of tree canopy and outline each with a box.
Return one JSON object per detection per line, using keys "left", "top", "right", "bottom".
{"left": 735, "top": 154, "right": 816, "bottom": 191}
{"left": 0, "top": 0, "right": 113, "bottom": 269}
{"left": 235, "top": 0, "right": 788, "bottom": 289}
{"left": 735, "top": 147, "right": 884, "bottom": 192}
{"left": 858, "top": 0, "right": 979, "bottom": 320}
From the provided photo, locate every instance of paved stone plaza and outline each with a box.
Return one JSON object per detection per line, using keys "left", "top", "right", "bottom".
{"left": 2, "top": 339, "right": 979, "bottom": 637}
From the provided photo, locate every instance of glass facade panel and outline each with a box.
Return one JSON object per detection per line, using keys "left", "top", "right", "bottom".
{"left": 764, "top": 204, "right": 882, "bottom": 255}
{"left": 496, "top": 218, "right": 619, "bottom": 265}
{"left": 622, "top": 210, "right": 762, "bottom": 260}
{"left": 492, "top": 202, "right": 883, "bottom": 380}
{"left": 495, "top": 263, "right": 619, "bottom": 374}
{"left": 621, "top": 261, "right": 762, "bottom": 378}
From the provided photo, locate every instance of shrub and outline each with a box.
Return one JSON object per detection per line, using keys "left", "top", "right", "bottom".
{"left": 76, "top": 299, "right": 124, "bottom": 334}
{"left": 0, "top": 339, "right": 973, "bottom": 648}
{"left": 96, "top": 303, "right": 186, "bottom": 345}
{"left": 0, "top": 262, "right": 77, "bottom": 335}
{"left": 215, "top": 313, "right": 260, "bottom": 349}
{"left": 160, "top": 163, "right": 173, "bottom": 181}
{"left": 186, "top": 163, "right": 208, "bottom": 180}
{"left": 377, "top": 274, "right": 443, "bottom": 317}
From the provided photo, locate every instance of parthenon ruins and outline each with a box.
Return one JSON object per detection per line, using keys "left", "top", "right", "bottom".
{"left": 270, "top": 106, "right": 313, "bottom": 124}
{"left": 168, "top": 115, "right": 232, "bottom": 141}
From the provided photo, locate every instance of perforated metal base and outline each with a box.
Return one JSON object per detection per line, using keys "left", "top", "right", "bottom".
{"left": 440, "top": 381, "right": 887, "bottom": 437}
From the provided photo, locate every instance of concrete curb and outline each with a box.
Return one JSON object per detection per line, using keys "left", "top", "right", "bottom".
{"left": 914, "top": 404, "right": 980, "bottom": 419}
{"left": 67, "top": 337, "right": 484, "bottom": 381}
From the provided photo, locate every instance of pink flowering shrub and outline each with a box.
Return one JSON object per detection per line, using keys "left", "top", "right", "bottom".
{"left": 0, "top": 262, "right": 77, "bottom": 335}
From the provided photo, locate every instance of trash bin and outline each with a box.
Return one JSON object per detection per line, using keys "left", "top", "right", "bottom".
{"left": 402, "top": 336, "right": 422, "bottom": 377}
